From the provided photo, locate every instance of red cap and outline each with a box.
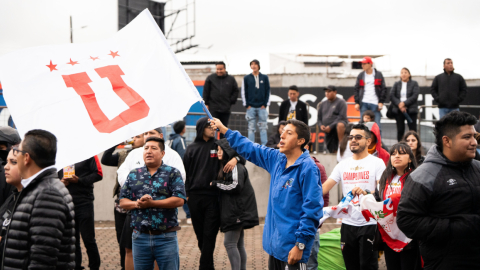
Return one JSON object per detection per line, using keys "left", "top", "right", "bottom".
{"left": 360, "top": 57, "right": 373, "bottom": 64}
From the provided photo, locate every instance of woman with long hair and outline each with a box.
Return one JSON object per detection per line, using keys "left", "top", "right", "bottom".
{"left": 390, "top": 68, "right": 420, "bottom": 141}
{"left": 401, "top": 131, "right": 425, "bottom": 166}
{"left": 213, "top": 139, "right": 259, "bottom": 270}
{"left": 337, "top": 123, "right": 354, "bottom": 163}
{"left": 376, "top": 143, "right": 421, "bottom": 270}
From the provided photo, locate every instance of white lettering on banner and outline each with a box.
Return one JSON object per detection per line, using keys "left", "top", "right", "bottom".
{"left": 424, "top": 94, "right": 440, "bottom": 121}
{"left": 299, "top": 94, "right": 317, "bottom": 126}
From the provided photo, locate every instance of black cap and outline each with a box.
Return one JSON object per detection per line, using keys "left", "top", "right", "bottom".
{"left": 324, "top": 85, "right": 337, "bottom": 91}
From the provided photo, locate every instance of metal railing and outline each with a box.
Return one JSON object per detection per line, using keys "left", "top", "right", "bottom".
{"left": 416, "top": 105, "right": 480, "bottom": 137}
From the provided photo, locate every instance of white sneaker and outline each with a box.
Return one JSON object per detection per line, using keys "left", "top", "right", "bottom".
{"left": 186, "top": 218, "right": 192, "bottom": 224}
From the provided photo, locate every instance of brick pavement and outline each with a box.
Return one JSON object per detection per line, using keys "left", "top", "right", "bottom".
{"left": 84, "top": 221, "right": 386, "bottom": 270}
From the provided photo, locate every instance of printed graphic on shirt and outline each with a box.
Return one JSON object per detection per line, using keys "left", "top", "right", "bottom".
{"left": 329, "top": 155, "right": 386, "bottom": 226}
{"left": 282, "top": 178, "right": 294, "bottom": 188}
{"left": 287, "top": 110, "right": 296, "bottom": 121}
{"left": 210, "top": 149, "right": 218, "bottom": 158}
{"left": 385, "top": 175, "right": 402, "bottom": 199}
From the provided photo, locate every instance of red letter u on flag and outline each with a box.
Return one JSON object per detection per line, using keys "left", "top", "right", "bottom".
{"left": 62, "top": 65, "right": 150, "bottom": 133}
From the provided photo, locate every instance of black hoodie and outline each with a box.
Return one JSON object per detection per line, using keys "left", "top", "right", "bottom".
{"left": 397, "top": 146, "right": 480, "bottom": 269}
{"left": 184, "top": 117, "right": 221, "bottom": 196}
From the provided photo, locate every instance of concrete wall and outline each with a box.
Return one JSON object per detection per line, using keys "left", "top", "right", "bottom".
{"left": 93, "top": 152, "right": 340, "bottom": 221}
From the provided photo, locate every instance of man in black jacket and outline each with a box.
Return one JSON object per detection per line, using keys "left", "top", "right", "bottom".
{"left": 397, "top": 111, "right": 480, "bottom": 270}
{"left": 2, "top": 129, "right": 75, "bottom": 270}
{"left": 278, "top": 85, "right": 309, "bottom": 125}
{"left": 203, "top": 61, "right": 239, "bottom": 138}
{"left": 184, "top": 117, "right": 244, "bottom": 270}
{"left": 431, "top": 58, "right": 467, "bottom": 118}
{"left": 0, "top": 127, "right": 21, "bottom": 207}
{"left": 59, "top": 156, "right": 103, "bottom": 270}
{"left": 354, "top": 57, "right": 386, "bottom": 131}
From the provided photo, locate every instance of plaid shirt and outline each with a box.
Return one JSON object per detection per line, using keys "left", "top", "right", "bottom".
{"left": 120, "top": 163, "right": 186, "bottom": 231}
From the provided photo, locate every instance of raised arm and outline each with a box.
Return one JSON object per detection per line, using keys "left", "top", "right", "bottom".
{"left": 210, "top": 118, "right": 278, "bottom": 172}
{"left": 101, "top": 145, "right": 120, "bottom": 166}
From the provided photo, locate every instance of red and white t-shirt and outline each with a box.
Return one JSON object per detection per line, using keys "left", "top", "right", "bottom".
{"left": 329, "top": 154, "right": 386, "bottom": 226}
{"left": 384, "top": 175, "right": 402, "bottom": 199}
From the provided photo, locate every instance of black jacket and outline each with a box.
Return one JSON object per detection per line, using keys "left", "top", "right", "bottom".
{"left": 2, "top": 168, "right": 75, "bottom": 270}
{"left": 397, "top": 146, "right": 480, "bottom": 269}
{"left": 203, "top": 73, "right": 239, "bottom": 113}
{"left": 430, "top": 70, "right": 467, "bottom": 108}
{"left": 213, "top": 139, "right": 259, "bottom": 232}
{"left": 389, "top": 79, "right": 420, "bottom": 114}
{"left": 354, "top": 68, "right": 387, "bottom": 104}
{"left": 58, "top": 156, "right": 103, "bottom": 206}
{"left": 278, "top": 99, "right": 309, "bottom": 125}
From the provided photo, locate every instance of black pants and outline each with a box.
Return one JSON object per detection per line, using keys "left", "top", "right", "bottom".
{"left": 75, "top": 202, "right": 101, "bottom": 270}
{"left": 114, "top": 208, "right": 127, "bottom": 270}
{"left": 340, "top": 223, "right": 378, "bottom": 270}
{"left": 325, "top": 122, "right": 345, "bottom": 153}
{"left": 188, "top": 194, "right": 221, "bottom": 270}
{"left": 268, "top": 255, "right": 306, "bottom": 270}
{"left": 211, "top": 111, "right": 231, "bottom": 138}
{"left": 395, "top": 111, "right": 417, "bottom": 142}
{"left": 384, "top": 242, "right": 422, "bottom": 270}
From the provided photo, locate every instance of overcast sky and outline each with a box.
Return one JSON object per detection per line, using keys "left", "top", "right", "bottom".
{"left": 1, "top": 0, "right": 480, "bottom": 77}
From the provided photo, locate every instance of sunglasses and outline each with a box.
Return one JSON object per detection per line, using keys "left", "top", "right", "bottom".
{"left": 347, "top": 135, "right": 369, "bottom": 141}
{"left": 12, "top": 146, "right": 27, "bottom": 156}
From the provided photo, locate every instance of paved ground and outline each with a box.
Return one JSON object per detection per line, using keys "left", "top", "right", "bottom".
{"left": 84, "top": 221, "right": 386, "bottom": 270}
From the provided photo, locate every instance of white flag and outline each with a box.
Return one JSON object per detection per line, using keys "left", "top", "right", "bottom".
{"left": 0, "top": 9, "right": 202, "bottom": 169}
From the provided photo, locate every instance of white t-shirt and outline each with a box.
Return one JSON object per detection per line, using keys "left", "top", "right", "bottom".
{"left": 329, "top": 154, "right": 386, "bottom": 226}
{"left": 362, "top": 71, "right": 378, "bottom": 104}
{"left": 400, "top": 81, "right": 407, "bottom": 102}
{"left": 384, "top": 174, "right": 402, "bottom": 199}
{"left": 287, "top": 100, "right": 297, "bottom": 120}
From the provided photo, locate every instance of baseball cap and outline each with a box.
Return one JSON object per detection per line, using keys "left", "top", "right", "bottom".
{"left": 324, "top": 85, "right": 337, "bottom": 91}
{"left": 360, "top": 57, "right": 373, "bottom": 64}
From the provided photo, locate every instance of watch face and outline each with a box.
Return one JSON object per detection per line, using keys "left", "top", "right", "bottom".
{"left": 298, "top": 243, "right": 305, "bottom": 250}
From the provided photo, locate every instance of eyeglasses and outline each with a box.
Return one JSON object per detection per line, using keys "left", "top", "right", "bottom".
{"left": 347, "top": 135, "right": 369, "bottom": 141}
{"left": 12, "top": 147, "right": 27, "bottom": 156}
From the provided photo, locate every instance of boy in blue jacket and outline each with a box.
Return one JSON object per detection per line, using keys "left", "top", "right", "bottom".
{"left": 209, "top": 118, "right": 323, "bottom": 270}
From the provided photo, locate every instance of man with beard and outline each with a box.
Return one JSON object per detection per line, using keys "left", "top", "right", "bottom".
{"left": 0, "top": 126, "right": 21, "bottom": 206}
{"left": 322, "top": 123, "right": 386, "bottom": 270}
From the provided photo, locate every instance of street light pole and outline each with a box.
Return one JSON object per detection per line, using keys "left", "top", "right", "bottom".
{"left": 70, "top": 16, "right": 73, "bottom": 43}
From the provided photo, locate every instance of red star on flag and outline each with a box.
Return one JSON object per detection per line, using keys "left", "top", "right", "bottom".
{"left": 108, "top": 51, "right": 120, "bottom": 58}
{"left": 90, "top": 56, "right": 99, "bottom": 61}
{"left": 67, "top": 58, "right": 79, "bottom": 66}
{"left": 46, "top": 60, "right": 57, "bottom": 72}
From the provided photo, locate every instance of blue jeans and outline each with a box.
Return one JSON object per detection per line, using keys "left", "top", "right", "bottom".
{"left": 361, "top": 102, "right": 382, "bottom": 131}
{"left": 246, "top": 107, "right": 268, "bottom": 145}
{"left": 183, "top": 203, "right": 191, "bottom": 219}
{"left": 132, "top": 230, "right": 179, "bottom": 270}
{"left": 306, "top": 230, "right": 320, "bottom": 270}
{"left": 439, "top": 108, "right": 459, "bottom": 119}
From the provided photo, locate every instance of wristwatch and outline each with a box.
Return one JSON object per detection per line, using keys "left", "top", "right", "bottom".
{"left": 365, "top": 189, "right": 371, "bottom": 195}
{"left": 235, "top": 156, "right": 240, "bottom": 162}
{"left": 295, "top": 242, "right": 305, "bottom": 251}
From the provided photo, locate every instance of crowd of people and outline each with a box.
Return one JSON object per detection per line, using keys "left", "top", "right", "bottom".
{"left": 0, "top": 56, "right": 477, "bottom": 270}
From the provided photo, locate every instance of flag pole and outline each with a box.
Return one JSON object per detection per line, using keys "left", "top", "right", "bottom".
{"left": 200, "top": 100, "right": 214, "bottom": 120}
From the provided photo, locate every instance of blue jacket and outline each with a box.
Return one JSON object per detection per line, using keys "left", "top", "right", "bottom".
{"left": 168, "top": 133, "right": 186, "bottom": 159}
{"left": 241, "top": 73, "right": 271, "bottom": 108}
{"left": 225, "top": 129, "right": 323, "bottom": 263}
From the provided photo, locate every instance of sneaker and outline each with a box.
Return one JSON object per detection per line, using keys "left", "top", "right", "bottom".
{"left": 186, "top": 218, "right": 192, "bottom": 224}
